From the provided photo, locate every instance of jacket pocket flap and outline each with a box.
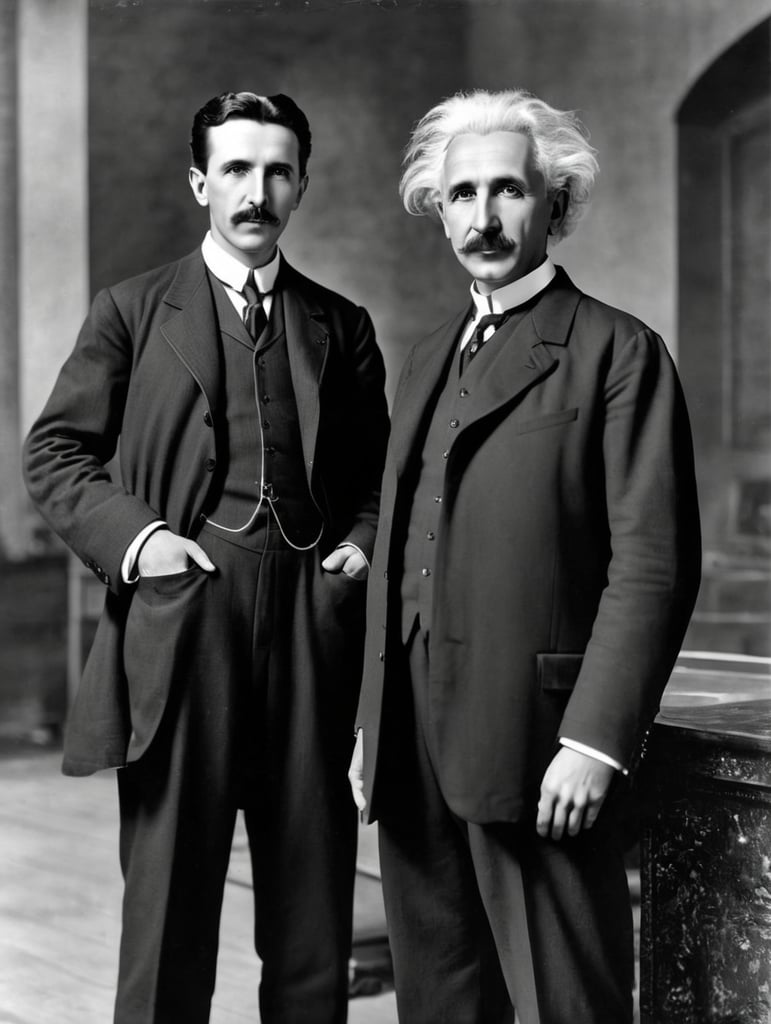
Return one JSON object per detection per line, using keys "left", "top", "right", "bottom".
{"left": 516, "top": 407, "right": 578, "bottom": 435}
{"left": 537, "top": 652, "right": 584, "bottom": 691}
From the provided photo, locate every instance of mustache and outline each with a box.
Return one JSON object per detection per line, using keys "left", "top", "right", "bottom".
{"left": 461, "top": 232, "right": 515, "bottom": 255}
{"left": 232, "top": 207, "right": 280, "bottom": 227}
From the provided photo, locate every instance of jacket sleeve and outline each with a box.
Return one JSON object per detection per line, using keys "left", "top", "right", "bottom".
{"left": 22, "top": 287, "right": 161, "bottom": 594}
{"left": 558, "top": 327, "right": 702, "bottom": 769}
{"left": 331, "top": 304, "right": 390, "bottom": 562}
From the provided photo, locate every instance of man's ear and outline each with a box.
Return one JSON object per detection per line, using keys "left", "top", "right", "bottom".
{"left": 548, "top": 188, "right": 568, "bottom": 236}
{"left": 188, "top": 166, "right": 209, "bottom": 208}
{"left": 293, "top": 174, "right": 309, "bottom": 210}
{"left": 437, "top": 200, "right": 451, "bottom": 239}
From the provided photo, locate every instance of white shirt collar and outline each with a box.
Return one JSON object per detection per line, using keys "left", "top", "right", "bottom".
{"left": 201, "top": 231, "right": 281, "bottom": 294}
{"left": 469, "top": 256, "right": 556, "bottom": 318}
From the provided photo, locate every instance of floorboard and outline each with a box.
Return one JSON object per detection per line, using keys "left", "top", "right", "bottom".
{"left": 0, "top": 749, "right": 396, "bottom": 1024}
{"left": 0, "top": 747, "right": 639, "bottom": 1024}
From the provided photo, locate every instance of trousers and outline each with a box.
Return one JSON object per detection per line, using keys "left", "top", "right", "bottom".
{"left": 377, "top": 625, "right": 635, "bottom": 1024}
{"left": 113, "top": 522, "right": 363, "bottom": 1024}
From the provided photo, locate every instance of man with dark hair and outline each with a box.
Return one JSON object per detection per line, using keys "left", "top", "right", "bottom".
{"left": 350, "top": 88, "right": 701, "bottom": 1023}
{"left": 190, "top": 91, "right": 313, "bottom": 176}
{"left": 24, "top": 90, "right": 389, "bottom": 1024}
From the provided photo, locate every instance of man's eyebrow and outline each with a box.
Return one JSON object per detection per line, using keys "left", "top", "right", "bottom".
{"left": 491, "top": 174, "right": 526, "bottom": 188}
{"left": 446, "top": 177, "right": 476, "bottom": 193}
{"left": 446, "top": 174, "right": 529, "bottom": 194}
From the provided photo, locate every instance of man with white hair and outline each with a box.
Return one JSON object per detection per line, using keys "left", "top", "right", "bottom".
{"left": 350, "top": 89, "right": 701, "bottom": 1023}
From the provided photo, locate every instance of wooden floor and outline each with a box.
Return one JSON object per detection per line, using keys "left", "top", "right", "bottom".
{"left": 0, "top": 745, "right": 640, "bottom": 1023}
{"left": 0, "top": 746, "right": 396, "bottom": 1024}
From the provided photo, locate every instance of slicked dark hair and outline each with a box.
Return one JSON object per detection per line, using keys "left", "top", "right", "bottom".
{"left": 190, "top": 92, "right": 312, "bottom": 176}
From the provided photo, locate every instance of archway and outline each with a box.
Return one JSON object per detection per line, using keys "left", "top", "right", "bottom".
{"left": 677, "top": 16, "right": 771, "bottom": 656}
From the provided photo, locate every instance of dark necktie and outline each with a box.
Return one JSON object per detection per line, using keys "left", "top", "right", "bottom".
{"left": 242, "top": 269, "right": 268, "bottom": 342}
{"left": 461, "top": 311, "right": 511, "bottom": 373}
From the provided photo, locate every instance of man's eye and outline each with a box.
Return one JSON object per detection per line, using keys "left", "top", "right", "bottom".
{"left": 226, "top": 165, "right": 248, "bottom": 175}
{"left": 451, "top": 189, "right": 474, "bottom": 202}
{"left": 499, "top": 184, "right": 524, "bottom": 197}
{"left": 269, "top": 167, "right": 290, "bottom": 178}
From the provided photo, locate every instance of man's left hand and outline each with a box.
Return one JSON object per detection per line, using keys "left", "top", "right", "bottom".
{"left": 321, "top": 544, "right": 369, "bottom": 580}
{"left": 536, "top": 747, "right": 615, "bottom": 841}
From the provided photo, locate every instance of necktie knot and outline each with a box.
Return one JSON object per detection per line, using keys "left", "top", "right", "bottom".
{"left": 464, "top": 310, "right": 511, "bottom": 365}
{"left": 242, "top": 269, "right": 261, "bottom": 304}
{"left": 473, "top": 312, "right": 508, "bottom": 345}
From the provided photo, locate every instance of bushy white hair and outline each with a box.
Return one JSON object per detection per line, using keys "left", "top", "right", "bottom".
{"left": 399, "top": 89, "right": 599, "bottom": 244}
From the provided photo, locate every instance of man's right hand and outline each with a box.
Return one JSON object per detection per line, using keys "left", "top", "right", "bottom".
{"left": 137, "top": 529, "right": 216, "bottom": 577}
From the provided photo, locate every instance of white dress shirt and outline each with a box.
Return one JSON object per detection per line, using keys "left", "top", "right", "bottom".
{"left": 201, "top": 230, "right": 279, "bottom": 321}
{"left": 459, "top": 256, "right": 556, "bottom": 349}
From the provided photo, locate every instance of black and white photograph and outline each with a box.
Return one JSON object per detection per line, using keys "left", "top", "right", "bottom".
{"left": 1, "top": 2, "right": 770, "bottom": 1022}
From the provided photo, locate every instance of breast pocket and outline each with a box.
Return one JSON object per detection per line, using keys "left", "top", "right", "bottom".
{"left": 516, "top": 407, "right": 579, "bottom": 435}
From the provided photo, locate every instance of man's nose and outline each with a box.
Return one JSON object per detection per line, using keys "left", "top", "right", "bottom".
{"left": 246, "top": 172, "right": 266, "bottom": 207}
{"left": 471, "top": 194, "right": 499, "bottom": 235}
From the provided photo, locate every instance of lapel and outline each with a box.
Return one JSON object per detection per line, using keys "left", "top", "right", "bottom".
{"left": 455, "top": 266, "right": 581, "bottom": 438}
{"left": 159, "top": 252, "right": 328, "bottom": 473}
{"left": 279, "top": 259, "right": 330, "bottom": 473}
{"left": 159, "top": 250, "right": 221, "bottom": 413}
{"left": 209, "top": 271, "right": 254, "bottom": 349}
{"left": 392, "top": 267, "right": 582, "bottom": 474}
{"left": 392, "top": 306, "right": 470, "bottom": 477}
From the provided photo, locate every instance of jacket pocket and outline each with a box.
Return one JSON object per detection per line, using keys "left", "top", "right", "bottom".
{"left": 123, "top": 564, "right": 209, "bottom": 761}
{"left": 135, "top": 564, "right": 206, "bottom": 605}
{"left": 516, "top": 407, "right": 578, "bottom": 435}
{"left": 537, "top": 652, "right": 584, "bottom": 692}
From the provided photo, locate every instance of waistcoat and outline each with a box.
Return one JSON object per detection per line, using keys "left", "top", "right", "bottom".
{"left": 204, "top": 275, "right": 323, "bottom": 551}
{"left": 400, "top": 307, "right": 531, "bottom": 639}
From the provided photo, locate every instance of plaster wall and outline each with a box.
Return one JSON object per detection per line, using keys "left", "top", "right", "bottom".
{"left": 82, "top": 0, "right": 771, "bottom": 407}
{"left": 14, "top": 0, "right": 771, "bottom": 537}
{"left": 18, "top": 0, "right": 88, "bottom": 437}
{"left": 0, "top": 0, "right": 20, "bottom": 555}
{"left": 86, "top": 1, "right": 471, "bottom": 395}
{"left": 466, "top": 0, "right": 771, "bottom": 349}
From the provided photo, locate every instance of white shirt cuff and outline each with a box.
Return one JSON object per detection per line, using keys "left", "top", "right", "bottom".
{"left": 559, "top": 738, "right": 627, "bottom": 775}
{"left": 121, "top": 521, "right": 167, "bottom": 583}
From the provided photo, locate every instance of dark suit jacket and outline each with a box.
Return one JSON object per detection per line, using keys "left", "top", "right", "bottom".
{"left": 24, "top": 249, "right": 389, "bottom": 775}
{"left": 355, "top": 267, "right": 701, "bottom": 825}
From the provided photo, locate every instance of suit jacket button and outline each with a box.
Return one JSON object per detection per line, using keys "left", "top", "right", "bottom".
{"left": 203, "top": 410, "right": 213, "bottom": 427}
{"left": 205, "top": 458, "right": 216, "bottom": 472}
{"left": 378, "top": 651, "right": 384, "bottom": 661}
